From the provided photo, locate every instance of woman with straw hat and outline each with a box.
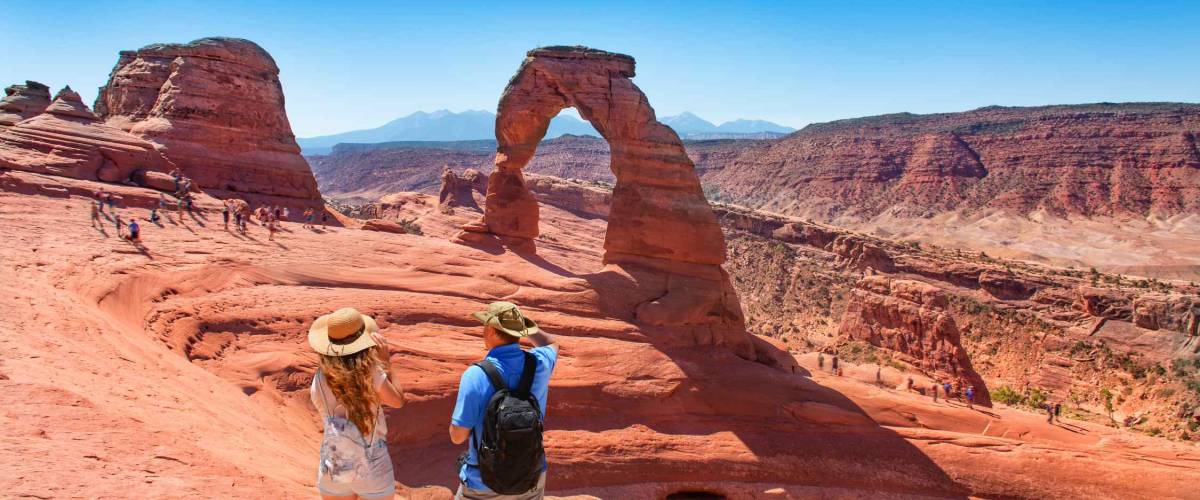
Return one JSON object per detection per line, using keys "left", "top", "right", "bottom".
{"left": 309, "top": 307, "right": 406, "bottom": 499}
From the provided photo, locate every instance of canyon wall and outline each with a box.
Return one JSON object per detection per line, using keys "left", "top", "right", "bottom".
{"left": 708, "top": 104, "right": 1200, "bottom": 220}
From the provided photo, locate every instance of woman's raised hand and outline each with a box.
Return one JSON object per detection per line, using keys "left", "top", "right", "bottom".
{"left": 372, "top": 332, "right": 391, "bottom": 369}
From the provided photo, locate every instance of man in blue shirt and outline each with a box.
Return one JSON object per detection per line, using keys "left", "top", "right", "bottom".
{"left": 450, "top": 301, "right": 558, "bottom": 499}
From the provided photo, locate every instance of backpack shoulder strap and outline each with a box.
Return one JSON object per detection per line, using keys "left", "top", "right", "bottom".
{"left": 517, "top": 352, "right": 537, "bottom": 395}
{"left": 473, "top": 360, "right": 507, "bottom": 392}
{"left": 312, "top": 369, "right": 337, "bottom": 416}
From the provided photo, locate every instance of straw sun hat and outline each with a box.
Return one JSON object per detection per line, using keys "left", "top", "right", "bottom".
{"left": 308, "top": 307, "right": 379, "bottom": 356}
{"left": 472, "top": 301, "right": 539, "bottom": 338}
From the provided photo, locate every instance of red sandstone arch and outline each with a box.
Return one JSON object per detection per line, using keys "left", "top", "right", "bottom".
{"left": 469, "top": 46, "right": 727, "bottom": 269}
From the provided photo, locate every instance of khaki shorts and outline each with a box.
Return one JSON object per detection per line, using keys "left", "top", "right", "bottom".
{"left": 454, "top": 471, "right": 546, "bottom": 500}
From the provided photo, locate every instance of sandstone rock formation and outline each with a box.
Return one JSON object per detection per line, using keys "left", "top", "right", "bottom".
{"left": 360, "top": 218, "right": 409, "bottom": 234}
{"left": 95, "top": 37, "right": 321, "bottom": 205}
{"left": 0, "top": 87, "right": 175, "bottom": 183}
{"left": 471, "top": 46, "right": 726, "bottom": 266}
{"left": 525, "top": 174, "right": 611, "bottom": 219}
{"left": 437, "top": 167, "right": 484, "bottom": 209}
{"left": 458, "top": 47, "right": 752, "bottom": 356}
{"left": 838, "top": 276, "right": 992, "bottom": 405}
{"left": 0, "top": 81, "right": 51, "bottom": 126}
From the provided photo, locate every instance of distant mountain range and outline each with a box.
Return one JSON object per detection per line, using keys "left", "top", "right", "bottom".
{"left": 298, "top": 110, "right": 794, "bottom": 154}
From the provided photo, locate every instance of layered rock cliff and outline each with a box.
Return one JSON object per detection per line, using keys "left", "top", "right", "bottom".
{"left": 838, "top": 276, "right": 992, "bottom": 406}
{"left": 0, "top": 81, "right": 51, "bottom": 126}
{"left": 96, "top": 37, "right": 321, "bottom": 204}
{"left": 0, "top": 87, "right": 175, "bottom": 183}
{"left": 708, "top": 103, "right": 1200, "bottom": 220}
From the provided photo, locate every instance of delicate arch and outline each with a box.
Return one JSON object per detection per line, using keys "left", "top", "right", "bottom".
{"left": 475, "top": 46, "right": 727, "bottom": 268}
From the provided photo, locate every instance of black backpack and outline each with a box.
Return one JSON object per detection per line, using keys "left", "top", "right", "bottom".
{"left": 471, "top": 352, "right": 545, "bottom": 494}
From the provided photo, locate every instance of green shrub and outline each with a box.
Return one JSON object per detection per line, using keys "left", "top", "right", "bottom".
{"left": 1070, "top": 341, "right": 1089, "bottom": 356}
{"left": 398, "top": 218, "right": 423, "bottom": 236}
{"left": 1026, "top": 387, "right": 1048, "bottom": 409}
{"left": 992, "top": 386, "right": 1024, "bottom": 405}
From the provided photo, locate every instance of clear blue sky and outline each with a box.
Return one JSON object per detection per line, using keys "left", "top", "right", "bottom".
{"left": 2, "top": 0, "right": 1197, "bottom": 138}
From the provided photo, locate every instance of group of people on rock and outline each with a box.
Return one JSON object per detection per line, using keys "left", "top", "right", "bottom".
{"left": 90, "top": 188, "right": 141, "bottom": 245}
{"left": 308, "top": 301, "right": 557, "bottom": 499}
{"left": 815, "top": 352, "right": 985, "bottom": 410}
{"left": 301, "top": 207, "right": 326, "bottom": 229}
{"left": 930, "top": 380, "right": 976, "bottom": 409}
{"left": 90, "top": 178, "right": 326, "bottom": 248}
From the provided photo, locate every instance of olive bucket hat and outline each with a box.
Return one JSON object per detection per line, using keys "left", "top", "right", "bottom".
{"left": 472, "top": 301, "right": 539, "bottom": 338}
{"left": 308, "top": 307, "right": 379, "bottom": 356}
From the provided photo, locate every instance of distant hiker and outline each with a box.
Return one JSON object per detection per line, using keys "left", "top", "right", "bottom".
{"left": 268, "top": 219, "right": 278, "bottom": 241}
{"left": 450, "top": 301, "right": 558, "bottom": 499}
{"left": 905, "top": 377, "right": 913, "bottom": 392}
{"left": 966, "top": 387, "right": 975, "bottom": 409}
{"left": 943, "top": 382, "right": 952, "bottom": 401}
{"left": 274, "top": 205, "right": 282, "bottom": 221}
{"left": 95, "top": 190, "right": 106, "bottom": 214}
{"left": 222, "top": 203, "right": 230, "bottom": 229}
{"left": 113, "top": 211, "right": 124, "bottom": 238}
{"left": 321, "top": 211, "right": 329, "bottom": 229}
{"left": 932, "top": 382, "right": 939, "bottom": 402}
{"left": 1054, "top": 402, "right": 1062, "bottom": 420}
{"left": 89, "top": 201, "right": 100, "bottom": 228}
{"left": 876, "top": 366, "right": 883, "bottom": 385}
{"left": 308, "top": 307, "right": 406, "bottom": 499}
{"left": 126, "top": 219, "right": 140, "bottom": 243}
{"left": 105, "top": 192, "right": 116, "bottom": 212}
{"left": 185, "top": 195, "right": 194, "bottom": 213}
{"left": 830, "top": 355, "right": 839, "bottom": 375}
{"left": 817, "top": 352, "right": 825, "bottom": 370}
{"left": 149, "top": 209, "right": 161, "bottom": 224}
{"left": 1046, "top": 402, "right": 1055, "bottom": 424}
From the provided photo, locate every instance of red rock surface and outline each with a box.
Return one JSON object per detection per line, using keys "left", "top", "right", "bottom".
{"left": 507, "top": 176, "right": 1199, "bottom": 435}
{"left": 838, "top": 276, "right": 992, "bottom": 406}
{"left": 96, "top": 37, "right": 322, "bottom": 206}
{"left": 3, "top": 170, "right": 1200, "bottom": 498}
{"left": 0, "top": 80, "right": 51, "bottom": 126}
{"left": 360, "top": 218, "right": 410, "bottom": 234}
{"left": 0, "top": 87, "right": 175, "bottom": 183}
{"left": 708, "top": 104, "right": 1200, "bottom": 220}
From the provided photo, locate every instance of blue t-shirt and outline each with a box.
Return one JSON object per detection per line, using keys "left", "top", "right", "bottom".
{"left": 451, "top": 343, "right": 557, "bottom": 492}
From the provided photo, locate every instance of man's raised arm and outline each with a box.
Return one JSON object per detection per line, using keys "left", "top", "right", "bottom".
{"left": 527, "top": 329, "right": 558, "bottom": 353}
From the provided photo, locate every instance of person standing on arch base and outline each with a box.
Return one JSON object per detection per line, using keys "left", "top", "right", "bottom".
{"left": 450, "top": 301, "right": 559, "bottom": 500}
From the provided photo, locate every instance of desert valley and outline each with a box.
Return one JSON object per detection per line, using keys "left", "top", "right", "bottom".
{"left": 2, "top": 25, "right": 1199, "bottom": 500}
